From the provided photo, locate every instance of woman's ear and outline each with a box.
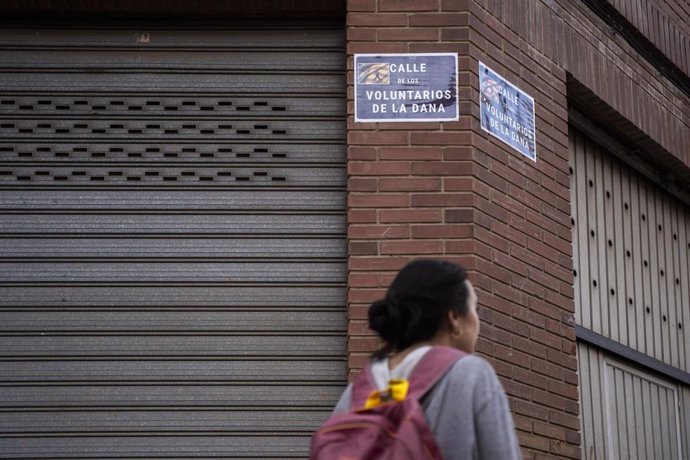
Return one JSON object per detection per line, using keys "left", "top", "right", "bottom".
{"left": 447, "top": 309, "right": 463, "bottom": 332}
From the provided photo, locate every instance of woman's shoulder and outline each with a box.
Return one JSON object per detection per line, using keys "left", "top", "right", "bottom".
{"left": 443, "top": 353, "right": 501, "bottom": 388}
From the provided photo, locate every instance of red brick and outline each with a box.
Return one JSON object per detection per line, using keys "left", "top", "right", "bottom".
{"left": 549, "top": 410, "right": 580, "bottom": 430}
{"left": 348, "top": 209, "right": 377, "bottom": 223}
{"left": 514, "top": 399, "right": 549, "bottom": 420}
{"left": 349, "top": 161, "right": 409, "bottom": 175}
{"left": 474, "top": 226, "right": 510, "bottom": 253}
{"left": 411, "top": 192, "right": 473, "bottom": 207}
{"left": 411, "top": 223, "right": 472, "bottom": 238}
{"left": 549, "top": 440, "right": 581, "bottom": 459}
{"left": 534, "top": 421, "right": 566, "bottom": 441}
{"left": 548, "top": 379, "right": 579, "bottom": 401}
{"left": 565, "top": 429, "right": 581, "bottom": 445}
{"left": 349, "top": 241, "right": 378, "bottom": 255}
{"left": 442, "top": 146, "right": 473, "bottom": 160}
{"left": 520, "top": 433, "right": 552, "bottom": 452}
{"left": 408, "top": 12, "right": 469, "bottom": 26}
{"left": 513, "top": 334, "right": 547, "bottom": 359}
{"left": 348, "top": 193, "right": 410, "bottom": 208}
{"left": 347, "top": 0, "right": 376, "bottom": 11}
{"left": 379, "top": 0, "right": 440, "bottom": 11}
{"left": 477, "top": 258, "right": 511, "bottom": 285}
{"left": 348, "top": 27, "right": 378, "bottom": 41}
{"left": 444, "top": 239, "right": 475, "bottom": 254}
{"left": 502, "top": 380, "right": 532, "bottom": 401}
{"left": 378, "top": 28, "right": 439, "bottom": 41}
{"left": 348, "top": 41, "right": 408, "bottom": 54}
{"left": 493, "top": 250, "right": 528, "bottom": 276}
{"left": 348, "top": 320, "right": 372, "bottom": 335}
{"left": 348, "top": 177, "right": 378, "bottom": 191}
{"left": 546, "top": 348, "right": 577, "bottom": 371}
{"left": 513, "top": 414, "right": 533, "bottom": 432}
{"left": 441, "top": 27, "right": 469, "bottom": 40}
{"left": 443, "top": 177, "right": 473, "bottom": 191}
{"left": 349, "top": 335, "right": 380, "bottom": 352}
{"left": 530, "top": 357, "right": 565, "bottom": 381}
{"left": 410, "top": 131, "right": 472, "bottom": 145}
{"left": 532, "top": 388, "right": 566, "bottom": 411}
{"left": 349, "top": 224, "right": 410, "bottom": 239}
{"left": 495, "top": 311, "right": 529, "bottom": 337}
{"left": 444, "top": 208, "right": 473, "bottom": 222}
{"left": 347, "top": 12, "right": 408, "bottom": 26}
{"left": 411, "top": 161, "right": 472, "bottom": 175}
{"left": 514, "top": 366, "right": 548, "bottom": 390}
{"left": 530, "top": 326, "right": 562, "bottom": 350}
{"left": 348, "top": 288, "right": 387, "bottom": 303}
{"left": 380, "top": 147, "right": 441, "bottom": 160}
{"left": 349, "top": 256, "right": 412, "bottom": 271}
{"left": 348, "top": 131, "right": 408, "bottom": 145}
{"left": 380, "top": 209, "right": 442, "bottom": 223}
{"left": 495, "top": 343, "right": 531, "bottom": 369}
{"left": 409, "top": 42, "right": 470, "bottom": 54}
{"left": 440, "top": 0, "right": 469, "bottom": 10}
{"left": 348, "top": 272, "right": 380, "bottom": 287}
{"left": 380, "top": 177, "right": 442, "bottom": 191}
{"left": 348, "top": 146, "right": 377, "bottom": 160}
{"left": 479, "top": 323, "right": 512, "bottom": 345}
{"left": 380, "top": 240, "right": 443, "bottom": 254}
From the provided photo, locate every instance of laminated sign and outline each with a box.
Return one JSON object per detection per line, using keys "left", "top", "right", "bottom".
{"left": 355, "top": 53, "right": 459, "bottom": 122}
{"left": 479, "top": 61, "right": 537, "bottom": 161}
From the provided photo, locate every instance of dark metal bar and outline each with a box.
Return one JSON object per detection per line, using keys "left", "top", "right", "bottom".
{"left": 576, "top": 325, "right": 690, "bottom": 385}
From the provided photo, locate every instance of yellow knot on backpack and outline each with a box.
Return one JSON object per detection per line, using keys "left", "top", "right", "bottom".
{"left": 364, "top": 378, "right": 410, "bottom": 409}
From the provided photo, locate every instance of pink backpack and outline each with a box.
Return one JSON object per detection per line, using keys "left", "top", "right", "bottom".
{"left": 310, "top": 346, "right": 465, "bottom": 460}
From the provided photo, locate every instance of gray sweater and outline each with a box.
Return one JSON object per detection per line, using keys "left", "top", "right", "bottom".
{"left": 333, "top": 354, "right": 522, "bottom": 460}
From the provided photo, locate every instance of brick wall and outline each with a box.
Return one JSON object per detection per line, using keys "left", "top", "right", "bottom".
{"left": 492, "top": 0, "right": 690, "bottom": 170}
{"left": 346, "top": 0, "right": 688, "bottom": 458}
{"left": 346, "top": 0, "right": 579, "bottom": 458}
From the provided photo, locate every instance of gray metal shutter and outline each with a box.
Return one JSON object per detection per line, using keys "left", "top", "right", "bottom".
{"left": 0, "top": 24, "right": 347, "bottom": 458}
{"left": 569, "top": 127, "right": 690, "bottom": 459}
{"left": 578, "top": 342, "right": 689, "bottom": 459}
{"left": 569, "top": 127, "right": 690, "bottom": 370}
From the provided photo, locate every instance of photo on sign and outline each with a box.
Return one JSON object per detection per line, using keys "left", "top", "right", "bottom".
{"left": 479, "top": 61, "right": 537, "bottom": 162}
{"left": 358, "top": 63, "right": 390, "bottom": 85}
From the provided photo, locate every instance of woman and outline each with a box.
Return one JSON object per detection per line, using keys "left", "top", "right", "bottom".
{"left": 333, "top": 259, "right": 521, "bottom": 460}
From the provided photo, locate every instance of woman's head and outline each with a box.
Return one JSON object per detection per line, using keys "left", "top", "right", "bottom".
{"left": 368, "top": 259, "right": 480, "bottom": 358}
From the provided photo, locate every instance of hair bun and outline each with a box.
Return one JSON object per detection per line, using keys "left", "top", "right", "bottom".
{"left": 368, "top": 297, "right": 403, "bottom": 343}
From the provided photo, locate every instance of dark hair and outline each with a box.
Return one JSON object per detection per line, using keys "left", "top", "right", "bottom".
{"left": 368, "top": 259, "right": 470, "bottom": 360}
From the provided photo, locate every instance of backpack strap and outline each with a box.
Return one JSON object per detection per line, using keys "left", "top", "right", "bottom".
{"left": 351, "top": 363, "right": 378, "bottom": 410}
{"left": 350, "top": 346, "right": 465, "bottom": 409}
{"left": 407, "top": 346, "right": 465, "bottom": 400}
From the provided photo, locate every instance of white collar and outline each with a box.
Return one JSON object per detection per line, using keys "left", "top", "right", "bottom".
{"left": 370, "top": 345, "right": 432, "bottom": 390}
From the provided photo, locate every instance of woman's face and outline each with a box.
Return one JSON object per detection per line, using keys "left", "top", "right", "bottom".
{"left": 453, "top": 280, "right": 480, "bottom": 353}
